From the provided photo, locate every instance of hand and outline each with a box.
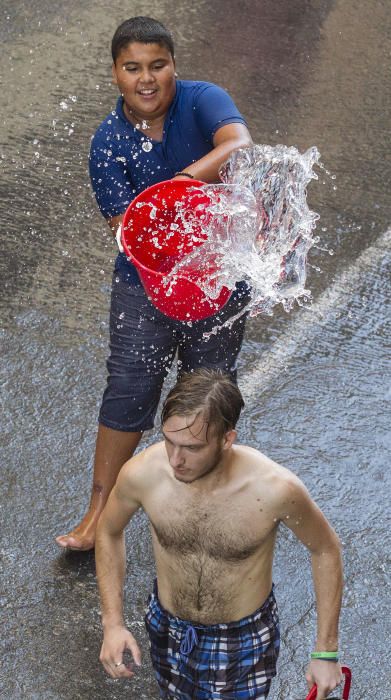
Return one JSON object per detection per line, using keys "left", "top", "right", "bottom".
{"left": 115, "top": 224, "right": 124, "bottom": 253}
{"left": 305, "top": 659, "right": 343, "bottom": 700}
{"left": 99, "top": 625, "right": 141, "bottom": 679}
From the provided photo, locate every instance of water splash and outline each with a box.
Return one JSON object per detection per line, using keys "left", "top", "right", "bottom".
{"left": 164, "top": 144, "right": 320, "bottom": 317}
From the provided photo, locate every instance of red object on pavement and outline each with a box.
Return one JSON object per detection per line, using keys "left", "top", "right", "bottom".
{"left": 305, "top": 666, "right": 352, "bottom": 700}
{"left": 121, "top": 179, "right": 232, "bottom": 321}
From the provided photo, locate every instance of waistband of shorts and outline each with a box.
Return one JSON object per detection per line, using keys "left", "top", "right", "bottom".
{"left": 148, "top": 579, "right": 277, "bottom": 631}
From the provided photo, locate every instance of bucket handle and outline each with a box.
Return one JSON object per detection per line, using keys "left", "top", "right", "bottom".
{"left": 305, "top": 666, "right": 352, "bottom": 700}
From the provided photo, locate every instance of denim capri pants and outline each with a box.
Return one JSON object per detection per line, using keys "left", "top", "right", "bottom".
{"left": 98, "top": 272, "right": 251, "bottom": 432}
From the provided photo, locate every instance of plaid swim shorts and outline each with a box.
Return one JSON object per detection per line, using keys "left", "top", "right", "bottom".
{"left": 144, "top": 581, "right": 280, "bottom": 699}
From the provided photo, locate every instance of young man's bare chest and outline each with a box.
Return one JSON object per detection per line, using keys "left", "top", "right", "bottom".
{"left": 148, "top": 481, "right": 276, "bottom": 562}
{"left": 145, "top": 479, "right": 277, "bottom": 622}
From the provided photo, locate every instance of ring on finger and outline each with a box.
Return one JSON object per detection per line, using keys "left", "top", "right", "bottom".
{"left": 114, "top": 661, "right": 124, "bottom": 668}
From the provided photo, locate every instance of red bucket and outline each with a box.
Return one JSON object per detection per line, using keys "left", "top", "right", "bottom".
{"left": 121, "top": 179, "right": 232, "bottom": 321}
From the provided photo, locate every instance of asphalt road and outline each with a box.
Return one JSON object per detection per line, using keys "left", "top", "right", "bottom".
{"left": 1, "top": 1, "right": 390, "bottom": 698}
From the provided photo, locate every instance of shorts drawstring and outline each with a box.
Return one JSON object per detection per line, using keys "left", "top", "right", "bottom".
{"left": 180, "top": 625, "right": 199, "bottom": 654}
{"left": 145, "top": 582, "right": 279, "bottom": 698}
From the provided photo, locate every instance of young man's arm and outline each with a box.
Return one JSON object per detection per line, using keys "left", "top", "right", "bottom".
{"left": 277, "top": 474, "right": 344, "bottom": 700}
{"left": 95, "top": 453, "right": 145, "bottom": 679}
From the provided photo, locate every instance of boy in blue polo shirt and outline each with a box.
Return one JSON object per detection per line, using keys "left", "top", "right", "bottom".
{"left": 56, "top": 15, "right": 253, "bottom": 551}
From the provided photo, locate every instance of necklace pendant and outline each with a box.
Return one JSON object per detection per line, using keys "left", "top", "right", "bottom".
{"left": 134, "top": 120, "right": 151, "bottom": 131}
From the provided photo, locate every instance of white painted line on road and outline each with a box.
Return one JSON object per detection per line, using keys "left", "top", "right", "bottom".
{"left": 241, "top": 228, "right": 390, "bottom": 401}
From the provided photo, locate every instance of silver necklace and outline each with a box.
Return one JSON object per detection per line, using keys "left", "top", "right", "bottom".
{"left": 141, "top": 139, "right": 153, "bottom": 152}
{"left": 132, "top": 115, "right": 153, "bottom": 151}
{"left": 124, "top": 105, "right": 154, "bottom": 150}
{"left": 135, "top": 119, "right": 151, "bottom": 131}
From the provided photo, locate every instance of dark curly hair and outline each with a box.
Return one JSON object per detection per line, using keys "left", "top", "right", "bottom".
{"left": 112, "top": 16, "right": 175, "bottom": 63}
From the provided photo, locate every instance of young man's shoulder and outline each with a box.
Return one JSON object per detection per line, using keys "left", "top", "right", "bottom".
{"left": 120, "top": 441, "right": 167, "bottom": 486}
{"left": 113, "top": 442, "right": 167, "bottom": 507}
{"left": 234, "top": 444, "right": 305, "bottom": 497}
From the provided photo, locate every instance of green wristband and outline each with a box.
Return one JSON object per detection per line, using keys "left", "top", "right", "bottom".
{"left": 311, "top": 651, "right": 339, "bottom": 661}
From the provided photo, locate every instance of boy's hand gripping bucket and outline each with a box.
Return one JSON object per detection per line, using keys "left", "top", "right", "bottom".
{"left": 121, "top": 179, "right": 233, "bottom": 321}
{"left": 303, "top": 666, "right": 352, "bottom": 700}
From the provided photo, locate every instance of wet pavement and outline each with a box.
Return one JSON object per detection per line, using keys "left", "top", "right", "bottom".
{"left": 1, "top": 1, "right": 390, "bottom": 698}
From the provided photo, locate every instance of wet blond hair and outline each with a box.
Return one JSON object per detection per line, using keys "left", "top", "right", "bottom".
{"left": 161, "top": 368, "right": 244, "bottom": 439}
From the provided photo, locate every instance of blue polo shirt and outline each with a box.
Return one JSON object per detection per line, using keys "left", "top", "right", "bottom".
{"left": 89, "top": 79, "right": 246, "bottom": 284}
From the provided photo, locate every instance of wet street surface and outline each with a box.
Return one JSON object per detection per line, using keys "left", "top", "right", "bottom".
{"left": 1, "top": 1, "right": 390, "bottom": 698}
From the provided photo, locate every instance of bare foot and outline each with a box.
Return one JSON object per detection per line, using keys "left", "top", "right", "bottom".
{"left": 56, "top": 509, "right": 101, "bottom": 551}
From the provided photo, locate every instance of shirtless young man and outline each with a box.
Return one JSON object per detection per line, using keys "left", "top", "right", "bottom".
{"left": 95, "top": 369, "right": 343, "bottom": 700}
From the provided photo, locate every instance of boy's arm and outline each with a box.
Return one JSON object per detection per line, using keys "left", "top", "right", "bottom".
{"left": 95, "top": 456, "right": 144, "bottom": 679}
{"left": 277, "top": 474, "right": 344, "bottom": 700}
{"left": 106, "top": 213, "right": 124, "bottom": 237}
{"left": 173, "top": 123, "right": 252, "bottom": 183}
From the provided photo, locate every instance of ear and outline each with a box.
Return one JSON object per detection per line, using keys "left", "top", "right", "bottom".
{"left": 111, "top": 63, "right": 118, "bottom": 85}
{"left": 223, "top": 429, "right": 237, "bottom": 450}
